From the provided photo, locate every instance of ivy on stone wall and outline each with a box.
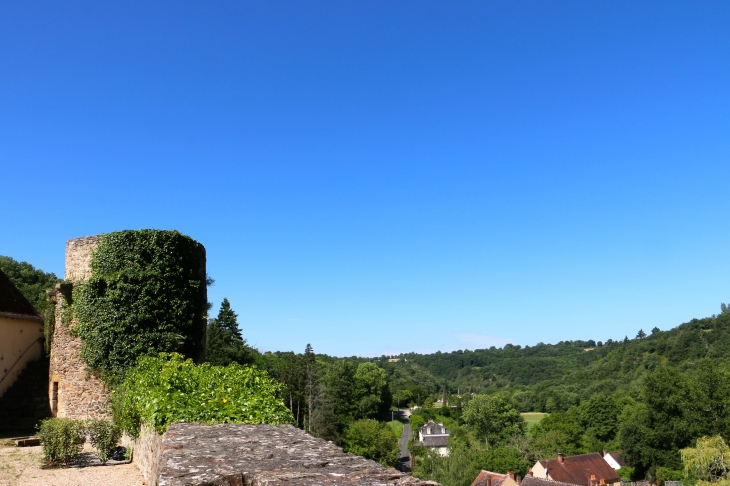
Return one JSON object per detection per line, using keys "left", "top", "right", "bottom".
{"left": 72, "top": 230, "right": 207, "bottom": 384}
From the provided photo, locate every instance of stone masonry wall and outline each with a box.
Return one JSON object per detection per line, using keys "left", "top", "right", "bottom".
{"left": 123, "top": 425, "right": 164, "bottom": 485}
{"left": 48, "top": 235, "right": 110, "bottom": 419}
{"left": 146, "top": 423, "right": 441, "bottom": 486}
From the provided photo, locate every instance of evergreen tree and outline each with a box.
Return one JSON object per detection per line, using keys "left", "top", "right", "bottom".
{"left": 216, "top": 298, "right": 242, "bottom": 339}
{"left": 205, "top": 298, "right": 257, "bottom": 366}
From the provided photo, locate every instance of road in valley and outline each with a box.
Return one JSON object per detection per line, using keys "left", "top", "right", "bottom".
{"left": 394, "top": 408, "right": 411, "bottom": 473}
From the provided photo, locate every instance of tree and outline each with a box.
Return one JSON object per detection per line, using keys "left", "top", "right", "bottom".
{"left": 216, "top": 298, "right": 242, "bottom": 339}
{"left": 0, "top": 256, "right": 60, "bottom": 313}
{"left": 473, "top": 447, "right": 529, "bottom": 477}
{"left": 304, "top": 344, "right": 318, "bottom": 433}
{"left": 462, "top": 394, "right": 525, "bottom": 447}
{"left": 581, "top": 394, "right": 619, "bottom": 442}
{"left": 205, "top": 299, "right": 257, "bottom": 366}
{"left": 410, "top": 414, "right": 426, "bottom": 440}
{"left": 681, "top": 436, "right": 730, "bottom": 483}
{"left": 354, "top": 362, "right": 391, "bottom": 419}
{"left": 343, "top": 419, "right": 399, "bottom": 467}
{"left": 652, "top": 327, "right": 661, "bottom": 335}
{"left": 636, "top": 329, "right": 647, "bottom": 339}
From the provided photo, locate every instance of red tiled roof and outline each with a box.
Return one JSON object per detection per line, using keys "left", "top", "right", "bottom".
{"left": 471, "top": 471, "right": 510, "bottom": 486}
{"left": 539, "top": 453, "right": 621, "bottom": 486}
{"left": 0, "top": 269, "right": 42, "bottom": 321}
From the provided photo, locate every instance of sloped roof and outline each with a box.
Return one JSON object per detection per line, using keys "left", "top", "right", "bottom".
{"left": 420, "top": 435, "right": 449, "bottom": 447}
{"left": 605, "top": 451, "right": 627, "bottom": 468}
{"left": 0, "top": 269, "right": 43, "bottom": 321}
{"left": 471, "top": 470, "right": 510, "bottom": 486}
{"left": 539, "top": 453, "right": 621, "bottom": 486}
{"left": 421, "top": 421, "right": 449, "bottom": 435}
{"left": 522, "top": 476, "right": 582, "bottom": 486}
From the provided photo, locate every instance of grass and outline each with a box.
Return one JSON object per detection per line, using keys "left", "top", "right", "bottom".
{"left": 521, "top": 412, "right": 549, "bottom": 431}
{"left": 388, "top": 419, "right": 404, "bottom": 438}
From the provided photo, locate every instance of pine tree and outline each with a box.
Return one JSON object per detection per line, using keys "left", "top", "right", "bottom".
{"left": 217, "top": 298, "right": 242, "bottom": 339}
{"left": 205, "top": 298, "right": 257, "bottom": 366}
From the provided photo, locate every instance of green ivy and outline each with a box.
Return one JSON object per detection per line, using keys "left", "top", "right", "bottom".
{"left": 72, "top": 230, "right": 207, "bottom": 384}
{"left": 112, "top": 353, "right": 294, "bottom": 437}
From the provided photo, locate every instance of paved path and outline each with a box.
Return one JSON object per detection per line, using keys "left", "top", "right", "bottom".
{"left": 394, "top": 409, "right": 411, "bottom": 473}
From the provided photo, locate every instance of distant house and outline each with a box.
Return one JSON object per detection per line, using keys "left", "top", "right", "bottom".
{"left": 417, "top": 419, "right": 450, "bottom": 457}
{"left": 532, "top": 453, "right": 621, "bottom": 486}
{"left": 603, "top": 451, "right": 628, "bottom": 470}
{"left": 472, "top": 470, "right": 521, "bottom": 486}
{"left": 0, "top": 269, "right": 44, "bottom": 398}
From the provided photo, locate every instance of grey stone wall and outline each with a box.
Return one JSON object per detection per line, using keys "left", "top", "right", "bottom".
{"left": 123, "top": 425, "right": 164, "bottom": 485}
{"left": 144, "top": 423, "right": 441, "bottom": 486}
{"left": 48, "top": 235, "right": 110, "bottom": 419}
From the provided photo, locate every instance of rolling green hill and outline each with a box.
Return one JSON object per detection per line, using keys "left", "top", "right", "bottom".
{"left": 379, "top": 310, "right": 730, "bottom": 412}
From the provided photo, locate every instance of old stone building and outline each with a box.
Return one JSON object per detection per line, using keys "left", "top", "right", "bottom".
{"left": 48, "top": 233, "right": 208, "bottom": 420}
{"left": 48, "top": 235, "right": 110, "bottom": 419}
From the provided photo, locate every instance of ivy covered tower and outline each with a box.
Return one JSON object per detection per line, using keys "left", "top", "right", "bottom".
{"left": 48, "top": 231, "right": 208, "bottom": 419}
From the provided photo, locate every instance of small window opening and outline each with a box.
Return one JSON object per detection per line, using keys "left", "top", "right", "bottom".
{"left": 51, "top": 382, "right": 58, "bottom": 415}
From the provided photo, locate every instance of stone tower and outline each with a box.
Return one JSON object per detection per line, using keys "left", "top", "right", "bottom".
{"left": 48, "top": 235, "right": 109, "bottom": 419}
{"left": 48, "top": 233, "right": 208, "bottom": 420}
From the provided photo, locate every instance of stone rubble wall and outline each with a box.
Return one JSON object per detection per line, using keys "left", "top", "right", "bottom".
{"left": 48, "top": 235, "right": 110, "bottom": 419}
{"left": 143, "top": 423, "right": 441, "bottom": 486}
{"left": 123, "top": 425, "right": 165, "bottom": 485}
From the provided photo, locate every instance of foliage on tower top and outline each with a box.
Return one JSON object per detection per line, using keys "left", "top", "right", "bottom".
{"left": 72, "top": 229, "right": 208, "bottom": 384}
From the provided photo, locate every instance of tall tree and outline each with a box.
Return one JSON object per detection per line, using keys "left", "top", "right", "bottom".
{"left": 463, "top": 394, "right": 525, "bottom": 448}
{"left": 304, "top": 343, "right": 316, "bottom": 432}
{"left": 205, "top": 298, "right": 257, "bottom": 366}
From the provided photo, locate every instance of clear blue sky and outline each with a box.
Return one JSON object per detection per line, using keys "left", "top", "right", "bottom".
{"left": 2, "top": 2, "right": 729, "bottom": 357}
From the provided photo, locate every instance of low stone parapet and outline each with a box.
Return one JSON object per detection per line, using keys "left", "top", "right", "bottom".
{"left": 138, "top": 422, "right": 439, "bottom": 486}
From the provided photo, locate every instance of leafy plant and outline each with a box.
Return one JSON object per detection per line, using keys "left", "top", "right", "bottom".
{"left": 343, "top": 419, "right": 399, "bottom": 467}
{"left": 112, "top": 352, "right": 294, "bottom": 437}
{"left": 682, "top": 436, "right": 730, "bottom": 484}
{"left": 86, "top": 419, "right": 122, "bottom": 464}
{"left": 72, "top": 230, "right": 208, "bottom": 384}
{"left": 37, "top": 418, "right": 86, "bottom": 467}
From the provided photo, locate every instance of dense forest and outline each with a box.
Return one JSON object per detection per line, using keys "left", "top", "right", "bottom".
{"left": 4, "top": 254, "right": 730, "bottom": 486}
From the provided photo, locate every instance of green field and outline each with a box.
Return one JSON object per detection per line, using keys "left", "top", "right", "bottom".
{"left": 389, "top": 419, "right": 404, "bottom": 438}
{"left": 521, "top": 412, "right": 549, "bottom": 431}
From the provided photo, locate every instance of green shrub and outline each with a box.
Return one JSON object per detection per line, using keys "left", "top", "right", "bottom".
{"left": 72, "top": 230, "right": 208, "bottom": 384}
{"left": 37, "top": 418, "right": 86, "bottom": 467}
{"left": 343, "top": 419, "right": 399, "bottom": 467}
{"left": 112, "top": 352, "right": 294, "bottom": 437}
{"left": 617, "top": 467, "right": 636, "bottom": 481}
{"left": 86, "top": 419, "right": 122, "bottom": 464}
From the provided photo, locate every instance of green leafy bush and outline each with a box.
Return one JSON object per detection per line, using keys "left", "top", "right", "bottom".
{"left": 86, "top": 419, "right": 122, "bottom": 464}
{"left": 112, "top": 353, "right": 294, "bottom": 437}
{"left": 72, "top": 230, "right": 208, "bottom": 384}
{"left": 37, "top": 418, "right": 86, "bottom": 467}
{"left": 617, "top": 467, "right": 636, "bottom": 481}
{"left": 343, "top": 419, "right": 399, "bottom": 467}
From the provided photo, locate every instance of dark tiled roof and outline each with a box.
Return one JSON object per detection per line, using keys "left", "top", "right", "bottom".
{"left": 606, "top": 452, "right": 627, "bottom": 468}
{"left": 0, "top": 269, "right": 42, "bottom": 321}
{"left": 421, "top": 421, "right": 449, "bottom": 435}
{"left": 522, "top": 476, "right": 582, "bottom": 486}
{"left": 471, "top": 470, "right": 510, "bottom": 486}
{"left": 539, "top": 453, "right": 621, "bottom": 486}
{"left": 420, "top": 435, "right": 449, "bottom": 447}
